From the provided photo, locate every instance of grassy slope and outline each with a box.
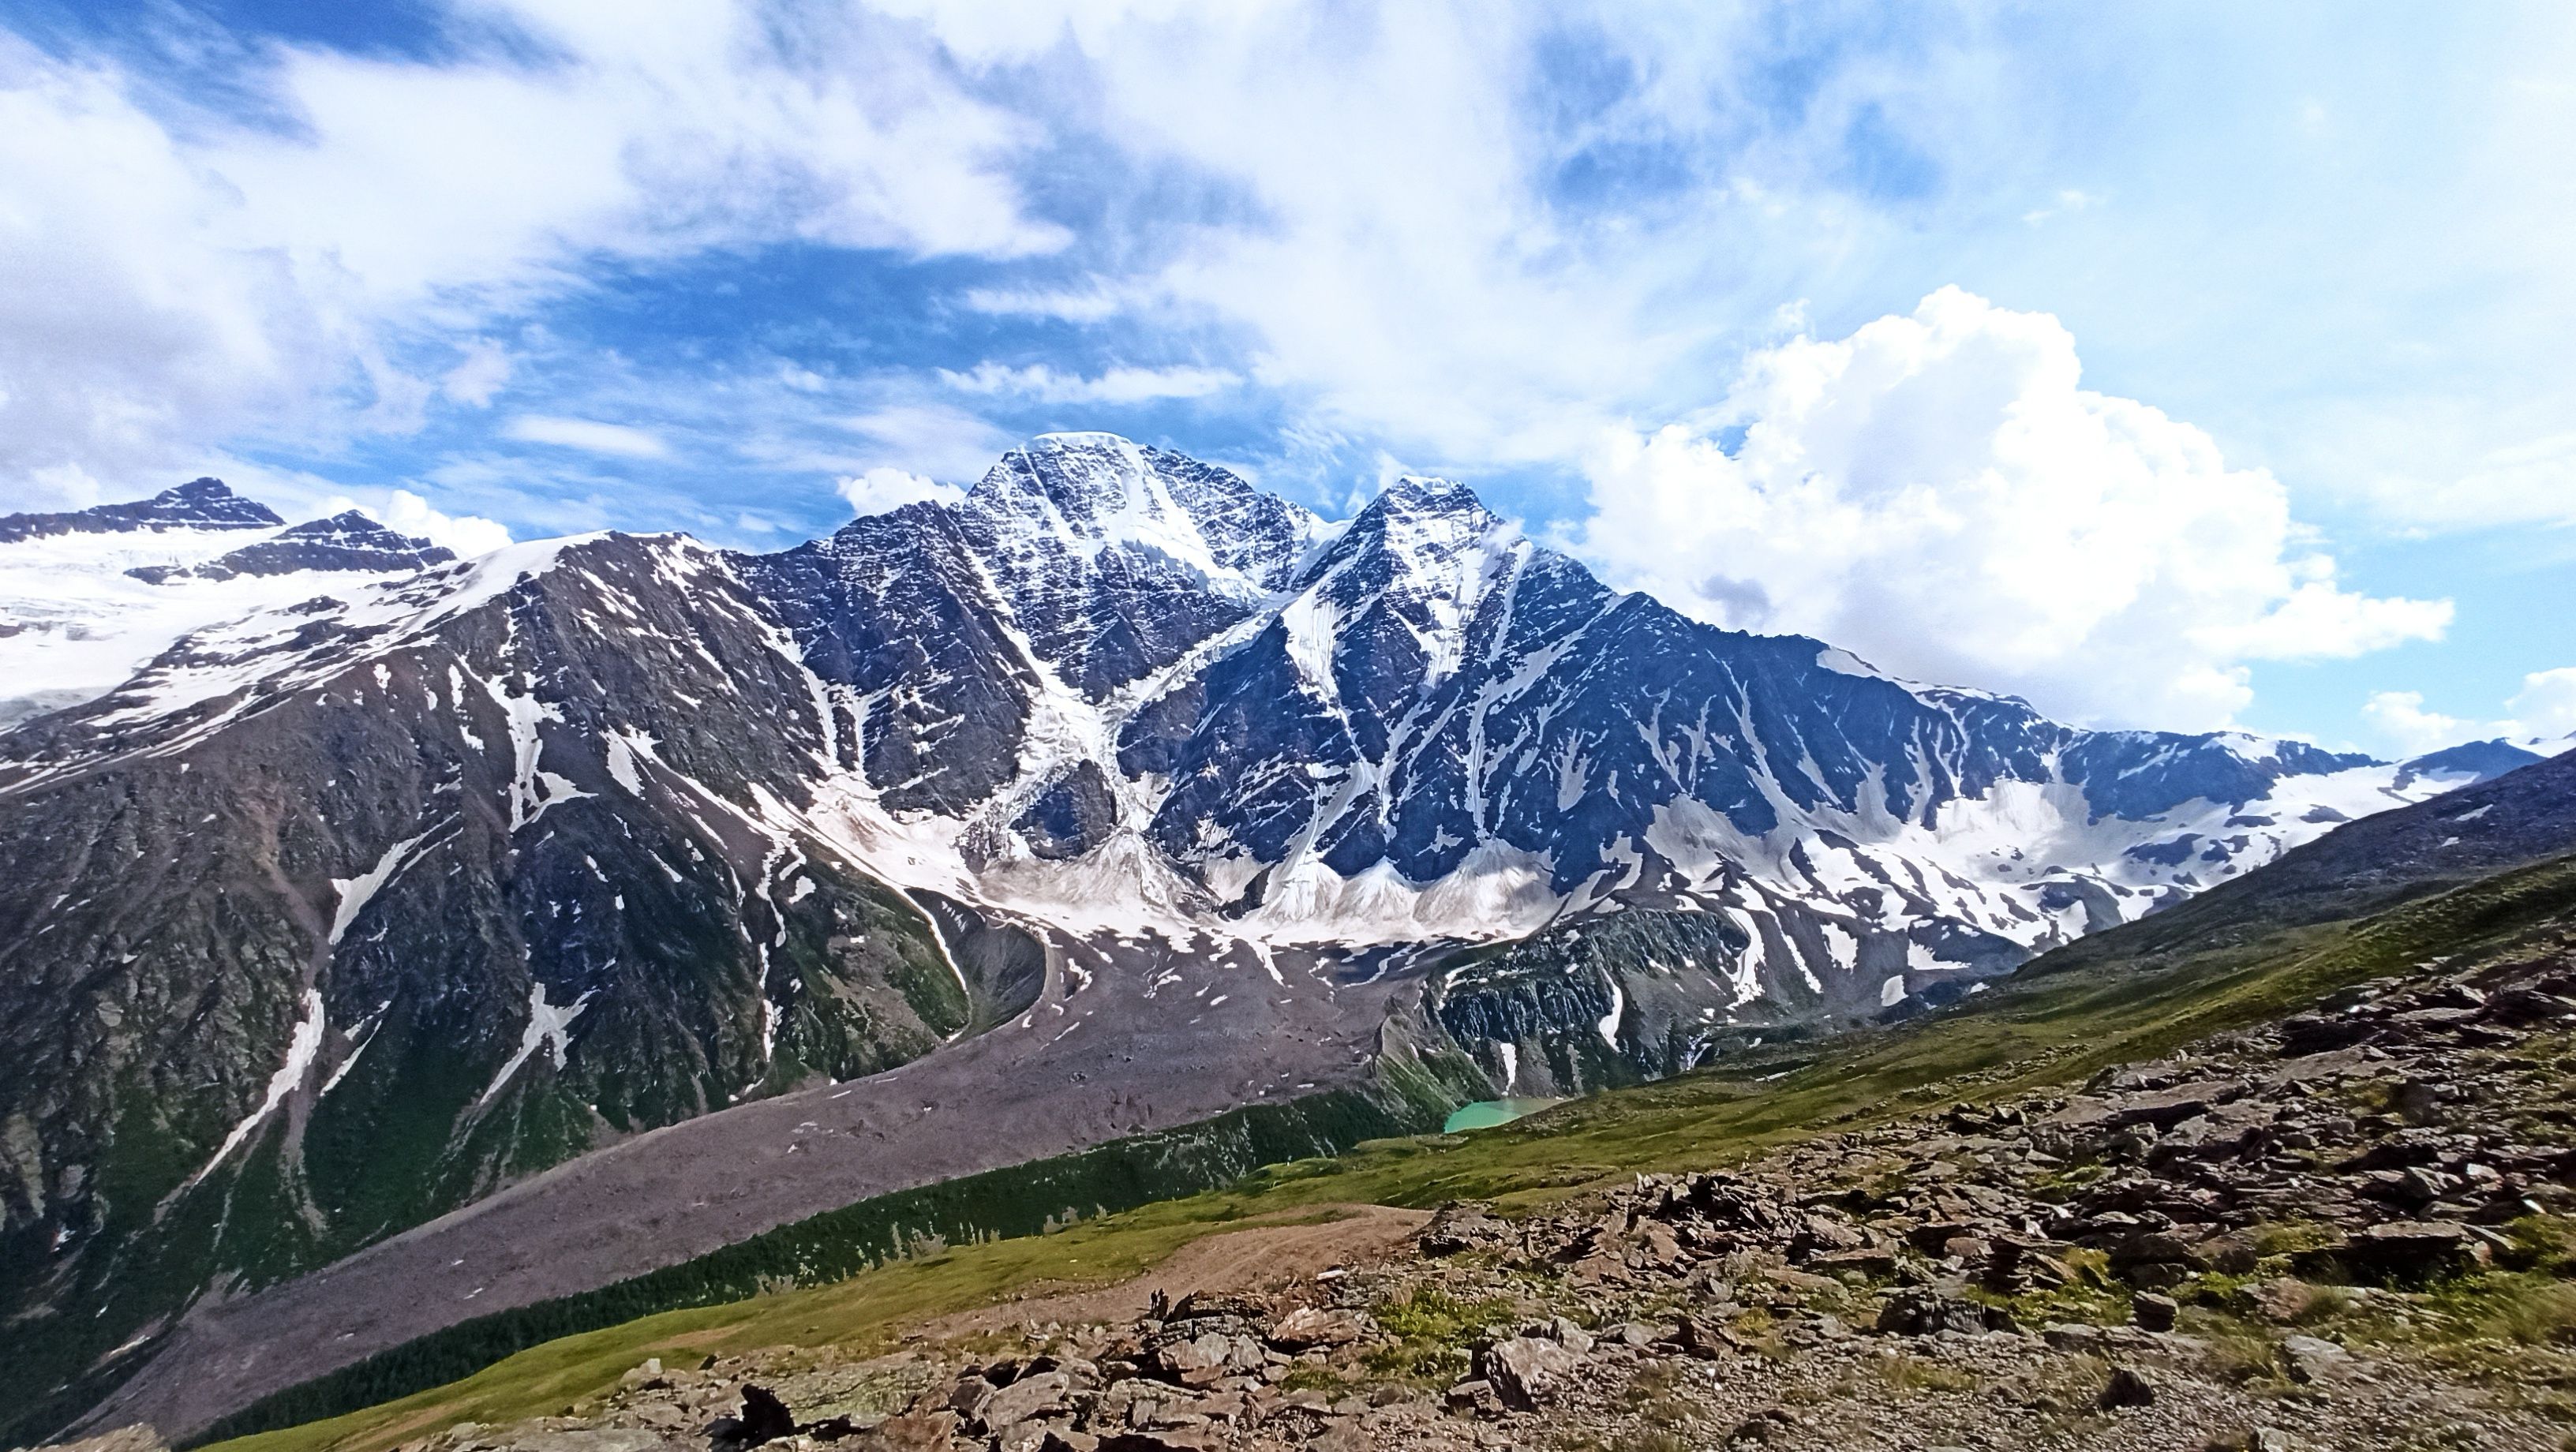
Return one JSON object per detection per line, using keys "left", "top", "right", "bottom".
{"left": 205, "top": 850, "right": 2576, "bottom": 1452}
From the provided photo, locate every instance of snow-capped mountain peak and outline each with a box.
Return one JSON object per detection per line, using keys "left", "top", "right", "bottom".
{"left": 0, "top": 483, "right": 459, "bottom": 729}
{"left": 0, "top": 477, "right": 282, "bottom": 544}
{"left": 962, "top": 432, "right": 1322, "bottom": 597}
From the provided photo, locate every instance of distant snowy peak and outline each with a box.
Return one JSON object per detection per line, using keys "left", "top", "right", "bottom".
{"left": 2056, "top": 729, "right": 2376, "bottom": 822}
{"left": 0, "top": 477, "right": 283, "bottom": 544}
{"left": 126, "top": 510, "right": 456, "bottom": 584}
{"left": 747, "top": 436, "right": 2528, "bottom": 980}
{"left": 0, "top": 481, "right": 470, "bottom": 732}
{"left": 2396, "top": 735, "right": 2569, "bottom": 788}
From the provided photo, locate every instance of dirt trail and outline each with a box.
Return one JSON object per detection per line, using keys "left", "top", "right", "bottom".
{"left": 923, "top": 1204, "right": 1429, "bottom": 1338}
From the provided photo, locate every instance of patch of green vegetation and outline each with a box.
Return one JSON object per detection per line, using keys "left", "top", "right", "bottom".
{"left": 1361, "top": 1284, "right": 1519, "bottom": 1384}
{"left": 2248, "top": 1219, "right": 2340, "bottom": 1259}
{"left": 1969, "top": 1248, "right": 2130, "bottom": 1328}
{"left": 1871, "top": 1349, "right": 1977, "bottom": 1395}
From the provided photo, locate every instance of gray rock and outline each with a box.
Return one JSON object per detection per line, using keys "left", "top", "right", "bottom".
{"left": 1265, "top": 1307, "right": 1369, "bottom": 1350}
{"left": 1477, "top": 1336, "right": 1582, "bottom": 1410}
{"left": 2041, "top": 1322, "right": 2109, "bottom": 1354}
{"left": 2281, "top": 1334, "right": 2350, "bottom": 1383}
{"left": 947, "top": 1375, "right": 998, "bottom": 1424}
{"left": 2098, "top": 1366, "right": 2156, "bottom": 1410}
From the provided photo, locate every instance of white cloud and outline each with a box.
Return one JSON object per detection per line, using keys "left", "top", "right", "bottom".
{"left": 960, "top": 285, "right": 1126, "bottom": 323}
{"left": 2361, "top": 691, "right": 2476, "bottom": 756}
{"left": 377, "top": 488, "right": 513, "bottom": 556}
{"left": 504, "top": 414, "right": 669, "bottom": 459}
{"left": 2021, "top": 189, "right": 2102, "bottom": 226}
{"left": 316, "top": 486, "right": 514, "bottom": 556}
{"left": 2508, "top": 668, "right": 2576, "bottom": 739}
{"left": 0, "top": 2, "right": 1058, "bottom": 501}
{"left": 836, "top": 466, "right": 962, "bottom": 516}
{"left": 2356, "top": 668, "right": 2576, "bottom": 757}
{"left": 836, "top": 403, "right": 1017, "bottom": 481}
{"left": 939, "top": 361, "right": 1239, "bottom": 403}
{"left": 440, "top": 340, "right": 512, "bottom": 406}
{"left": 1570, "top": 289, "right": 2452, "bottom": 730}
{"left": 0, "top": 43, "right": 335, "bottom": 496}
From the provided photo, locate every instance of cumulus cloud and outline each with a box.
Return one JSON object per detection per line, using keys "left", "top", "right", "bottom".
{"left": 2361, "top": 691, "right": 2476, "bottom": 756}
{"left": 1570, "top": 289, "right": 2453, "bottom": 729}
{"left": 836, "top": 466, "right": 962, "bottom": 515}
{"left": 315, "top": 486, "right": 514, "bottom": 556}
{"left": 376, "top": 488, "right": 513, "bottom": 556}
{"left": 836, "top": 403, "right": 1017, "bottom": 481}
{"left": 940, "top": 361, "right": 1239, "bottom": 403}
{"left": 2357, "top": 668, "right": 2576, "bottom": 756}
{"left": 504, "top": 414, "right": 670, "bottom": 459}
{"left": 2508, "top": 668, "right": 2576, "bottom": 739}
{"left": 0, "top": 43, "right": 335, "bottom": 500}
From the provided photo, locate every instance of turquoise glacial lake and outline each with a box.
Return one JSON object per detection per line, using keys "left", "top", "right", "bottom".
{"left": 1442, "top": 1097, "right": 1566, "bottom": 1133}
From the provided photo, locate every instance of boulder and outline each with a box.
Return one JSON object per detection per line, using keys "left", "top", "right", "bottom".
{"left": 734, "top": 1386, "right": 796, "bottom": 1447}
{"left": 2098, "top": 1366, "right": 2156, "bottom": 1410}
{"left": 1418, "top": 1201, "right": 1506, "bottom": 1256}
{"left": 982, "top": 1372, "right": 1075, "bottom": 1430}
{"left": 1265, "top": 1307, "right": 1370, "bottom": 1350}
{"left": 2279, "top": 1014, "right": 2378, "bottom": 1057}
{"left": 1672, "top": 1315, "right": 1738, "bottom": 1359}
{"left": 1477, "top": 1335, "right": 1582, "bottom": 1409}
{"left": 948, "top": 1375, "right": 999, "bottom": 1424}
{"left": 851, "top": 1411, "right": 960, "bottom": 1451}
{"left": 1872, "top": 1287, "right": 2005, "bottom": 1337}
{"left": 2280, "top": 1334, "right": 2351, "bottom": 1383}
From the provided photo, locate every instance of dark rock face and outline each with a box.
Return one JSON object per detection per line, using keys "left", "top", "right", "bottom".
{"left": 125, "top": 511, "right": 455, "bottom": 583}
{"left": 2058, "top": 733, "right": 2376, "bottom": 821}
{"left": 0, "top": 477, "right": 283, "bottom": 543}
{"left": 1015, "top": 762, "right": 1120, "bottom": 860}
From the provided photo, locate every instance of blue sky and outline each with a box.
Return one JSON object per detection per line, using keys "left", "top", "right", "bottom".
{"left": 2, "top": 1, "right": 2570, "bottom": 750}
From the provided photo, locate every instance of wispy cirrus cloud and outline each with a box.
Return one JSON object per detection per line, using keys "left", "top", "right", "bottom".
{"left": 939, "top": 361, "right": 1238, "bottom": 403}
{"left": 504, "top": 414, "right": 669, "bottom": 460}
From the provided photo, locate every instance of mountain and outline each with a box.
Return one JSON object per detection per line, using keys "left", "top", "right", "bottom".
{"left": 0, "top": 436, "right": 2517, "bottom": 1434}
{"left": 0, "top": 482, "right": 459, "bottom": 730}
{"left": 0, "top": 477, "right": 283, "bottom": 544}
{"left": 123, "top": 510, "right": 455, "bottom": 583}
{"left": 88, "top": 701, "right": 2576, "bottom": 1449}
